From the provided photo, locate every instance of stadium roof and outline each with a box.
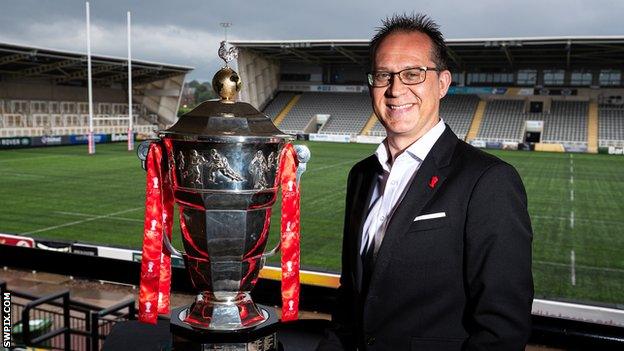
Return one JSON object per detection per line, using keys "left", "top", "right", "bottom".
{"left": 0, "top": 41, "right": 193, "bottom": 86}
{"left": 232, "top": 36, "right": 624, "bottom": 70}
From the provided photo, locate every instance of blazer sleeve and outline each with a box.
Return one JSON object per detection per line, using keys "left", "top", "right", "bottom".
{"left": 316, "top": 169, "right": 358, "bottom": 351}
{"left": 464, "top": 162, "right": 534, "bottom": 350}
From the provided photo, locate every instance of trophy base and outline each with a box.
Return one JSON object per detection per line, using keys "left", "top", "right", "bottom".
{"left": 170, "top": 305, "right": 280, "bottom": 351}
{"left": 183, "top": 292, "right": 267, "bottom": 330}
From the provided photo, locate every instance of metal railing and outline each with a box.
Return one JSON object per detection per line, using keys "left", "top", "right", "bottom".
{"left": 6, "top": 285, "right": 135, "bottom": 351}
{"left": 21, "top": 290, "right": 71, "bottom": 350}
{"left": 89, "top": 299, "right": 136, "bottom": 351}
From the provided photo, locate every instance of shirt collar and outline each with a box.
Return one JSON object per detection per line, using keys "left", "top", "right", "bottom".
{"left": 375, "top": 119, "right": 446, "bottom": 172}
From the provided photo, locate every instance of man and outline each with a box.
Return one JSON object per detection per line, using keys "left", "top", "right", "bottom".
{"left": 317, "top": 13, "right": 533, "bottom": 350}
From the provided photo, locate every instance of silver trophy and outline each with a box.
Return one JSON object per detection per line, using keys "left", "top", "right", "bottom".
{"left": 142, "top": 41, "right": 310, "bottom": 350}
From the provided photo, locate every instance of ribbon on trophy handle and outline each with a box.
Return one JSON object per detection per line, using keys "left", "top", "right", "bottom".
{"left": 138, "top": 142, "right": 173, "bottom": 324}
{"left": 278, "top": 143, "right": 301, "bottom": 322}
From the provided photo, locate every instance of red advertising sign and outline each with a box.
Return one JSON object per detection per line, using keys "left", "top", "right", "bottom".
{"left": 0, "top": 233, "right": 35, "bottom": 248}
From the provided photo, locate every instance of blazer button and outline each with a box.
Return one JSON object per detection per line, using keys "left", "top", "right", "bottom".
{"left": 366, "top": 335, "right": 376, "bottom": 345}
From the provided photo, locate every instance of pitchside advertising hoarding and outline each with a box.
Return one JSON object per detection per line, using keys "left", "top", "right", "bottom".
{"left": 447, "top": 86, "right": 507, "bottom": 95}
{"left": 0, "top": 233, "right": 35, "bottom": 248}
{"left": 0, "top": 133, "right": 144, "bottom": 149}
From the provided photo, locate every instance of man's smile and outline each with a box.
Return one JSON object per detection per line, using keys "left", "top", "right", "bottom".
{"left": 387, "top": 103, "right": 414, "bottom": 110}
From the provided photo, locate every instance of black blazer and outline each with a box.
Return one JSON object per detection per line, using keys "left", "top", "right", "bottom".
{"left": 317, "top": 126, "right": 534, "bottom": 351}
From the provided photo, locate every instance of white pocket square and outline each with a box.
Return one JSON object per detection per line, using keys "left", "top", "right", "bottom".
{"left": 414, "top": 212, "right": 446, "bottom": 221}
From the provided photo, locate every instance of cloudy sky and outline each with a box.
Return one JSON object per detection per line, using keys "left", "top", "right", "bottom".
{"left": 1, "top": 0, "right": 622, "bottom": 81}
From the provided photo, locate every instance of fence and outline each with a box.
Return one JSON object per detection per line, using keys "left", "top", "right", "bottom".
{"left": 6, "top": 285, "right": 135, "bottom": 351}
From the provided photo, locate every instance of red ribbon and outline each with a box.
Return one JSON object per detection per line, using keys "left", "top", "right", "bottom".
{"left": 138, "top": 142, "right": 173, "bottom": 324}
{"left": 138, "top": 142, "right": 301, "bottom": 324}
{"left": 278, "top": 143, "right": 301, "bottom": 322}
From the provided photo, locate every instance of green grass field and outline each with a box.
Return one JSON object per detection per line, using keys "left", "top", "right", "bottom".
{"left": 1, "top": 142, "right": 623, "bottom": 306}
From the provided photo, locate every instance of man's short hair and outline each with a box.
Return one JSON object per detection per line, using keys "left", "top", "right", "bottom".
{"left": 370, "top": 13, "right": 449, "bottom": 72}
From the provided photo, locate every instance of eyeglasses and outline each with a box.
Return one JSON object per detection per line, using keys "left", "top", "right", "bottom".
{"left": 367, "top": 66, "right": 439, "bottom": 87}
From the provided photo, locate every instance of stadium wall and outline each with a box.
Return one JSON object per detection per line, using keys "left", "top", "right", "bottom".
{"left": 236, "top": 48, "right": 280, "bottom": 110}
{"left": 133, "top": 74, "right": 185, "bottom": 126}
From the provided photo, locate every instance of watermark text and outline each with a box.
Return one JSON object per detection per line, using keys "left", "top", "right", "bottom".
{"left": 2, "top": 292, "right": 11, "bottom": 348}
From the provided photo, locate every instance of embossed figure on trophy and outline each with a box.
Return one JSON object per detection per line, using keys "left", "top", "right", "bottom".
{"left": 249, "top": 150, "right": 276, "bottom": 189}
{"left": 187, "top": 149, "right": 207, "bottom": 186}
{"left": 176, "top": 150, "right": 190, "bottom": 181}
{"left": 206, "top": 148, "right": 245, "bottom": 183}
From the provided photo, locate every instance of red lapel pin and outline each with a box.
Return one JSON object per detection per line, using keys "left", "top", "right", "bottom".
{"left": 429, "top": 176, "right": 439, "bottom": 189}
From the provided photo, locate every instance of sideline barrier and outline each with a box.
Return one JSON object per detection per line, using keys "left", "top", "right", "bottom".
{"left": 502, "top": 141, "right": 519, "bottom": 150}
{"left": 535, "top": 143, "right": 566, "bottom": 153}
{"left": 308, "top": 133, "right": 350, "bottom": 143}
{"left": 0, "top": 232, "right": 340, "bottom": 289}
{"left": 486, "top": 141, "right": 503, "bottom": 149}
{"left": 355, "top": 135, "right": 384, "bottom": 144}
{"left": 0, "top": 133, "right": 150, "bottom": 149}
{"left": 470, "top": 140, "right": 487, "bottom": 148}
{"left": 564, "top": 145, "right": 588, "bottom": 153}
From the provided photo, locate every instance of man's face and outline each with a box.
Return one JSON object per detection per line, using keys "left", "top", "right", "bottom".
{"left": 370, "top": 31, "right": 451, "bottom": 142}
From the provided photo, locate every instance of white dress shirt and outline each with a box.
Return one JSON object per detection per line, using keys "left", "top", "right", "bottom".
{"left": 360, "top": 119, "right": 446, "bottom": 255}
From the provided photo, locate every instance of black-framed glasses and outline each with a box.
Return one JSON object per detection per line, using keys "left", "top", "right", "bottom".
{"left": 367, "top": 66, "right": 439, "bottom": 87}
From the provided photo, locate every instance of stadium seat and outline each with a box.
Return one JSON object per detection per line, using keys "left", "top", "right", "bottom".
{"left": 598, "top": 103, "right": 624, "bottom": 147}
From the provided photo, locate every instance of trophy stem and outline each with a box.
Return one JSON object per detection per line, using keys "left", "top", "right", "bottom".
{"left": 182, "top": 291, "right": 267, "bottom": 330}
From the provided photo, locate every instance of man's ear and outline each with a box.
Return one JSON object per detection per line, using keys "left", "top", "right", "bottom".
{"left": 438, "top": 70, "right": 452, "bottom": 99}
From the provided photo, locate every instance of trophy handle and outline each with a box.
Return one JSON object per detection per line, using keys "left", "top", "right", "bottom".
{"left": 259, "top": 241, "right": 281, "bottom": 268}
{"left": 163, "top": 235, "right": 183, "bottom": 258}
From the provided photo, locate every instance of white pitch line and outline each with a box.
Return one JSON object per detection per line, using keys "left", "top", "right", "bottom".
{"left": 569, "top": 211, "right": 575, "bottom": 229}
{"left": 0, "top": 172, "right": 47, "bottom": 179}
{"left": 0, "top": 155, "right": 74, "bottom": 163}
{"left": 54, "top": 211, "right": 143, "bottom": 223}
{"left": 532, "top": 214, "right": 624, "bottom": 225}
{"left": 570, "top": 250, "right": 576, "bottom": 286}
{"left": 23, "top": 207, "right": 143, "bottom": 235}
{"left": 534, "top": 259, "right": 624, "bottom": 274}
{"left": 305, "top": 159, "right": 354, "bottom": 173}
{"left": 570, "top": 165, "right": 574, "bottom": 173}
{"left": 570, "top": 189, "right": 574, "bottom": 201}
{"left": 570, "top": 175, "right": 574, "bottom": 185}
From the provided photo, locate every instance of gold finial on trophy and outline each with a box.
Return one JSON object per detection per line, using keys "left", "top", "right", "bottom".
{"left": 213, "top": 23, "right": 241, "bottom": 103}
{"left": 212, "top": 66, "right": 241, "bottom": 103}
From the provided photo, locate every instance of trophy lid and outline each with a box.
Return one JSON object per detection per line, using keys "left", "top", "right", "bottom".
{"left": 160, "top": 41, "right": 292, "bottom": 143}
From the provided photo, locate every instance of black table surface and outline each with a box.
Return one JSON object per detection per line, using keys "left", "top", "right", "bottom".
{"left": 102, "top": 318, "right": 329, "bottom": 351}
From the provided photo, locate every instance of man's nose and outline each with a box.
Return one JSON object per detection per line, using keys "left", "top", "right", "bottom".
{"left": 385, "top": 74, "right": 408, "bottom": 97}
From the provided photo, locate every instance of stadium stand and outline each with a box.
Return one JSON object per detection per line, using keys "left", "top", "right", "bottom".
{"left": 542, "top": 101, "right": 588, "bottom": 144}
{"left": 264, "top": 90, "right": 596, "bottom": 148}
{"left": 277, "top": 92, "right": 372, "bottom": 135}
{"left": 478, "top": 99, "right": 589, "bottom": 144}
{"left": 263, "top": 92, "right": 296, "bottom": 120}
{"left": 599, "top": 103, "right": 624, "bottom": 147}
{"left": 477, "top": 99, "right": 526, "bottom": 142}
{"left": 0, "top": 98, "right": 157, "bottom": 137}
{"left": 370, "top": 94, "right": 480, "bottom": 140}
{"left": 0, "top": 42, "right": 192, "bottom": 139}
{"left": 438, "top": 94, "right": 480, "bottom": 140}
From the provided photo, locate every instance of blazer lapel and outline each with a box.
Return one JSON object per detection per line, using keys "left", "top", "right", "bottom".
{"left": 367, "top": 126, "right": 458, "bottom": 296}
{"left": 349, "top": 156, "right": 382, "bottom": 292}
